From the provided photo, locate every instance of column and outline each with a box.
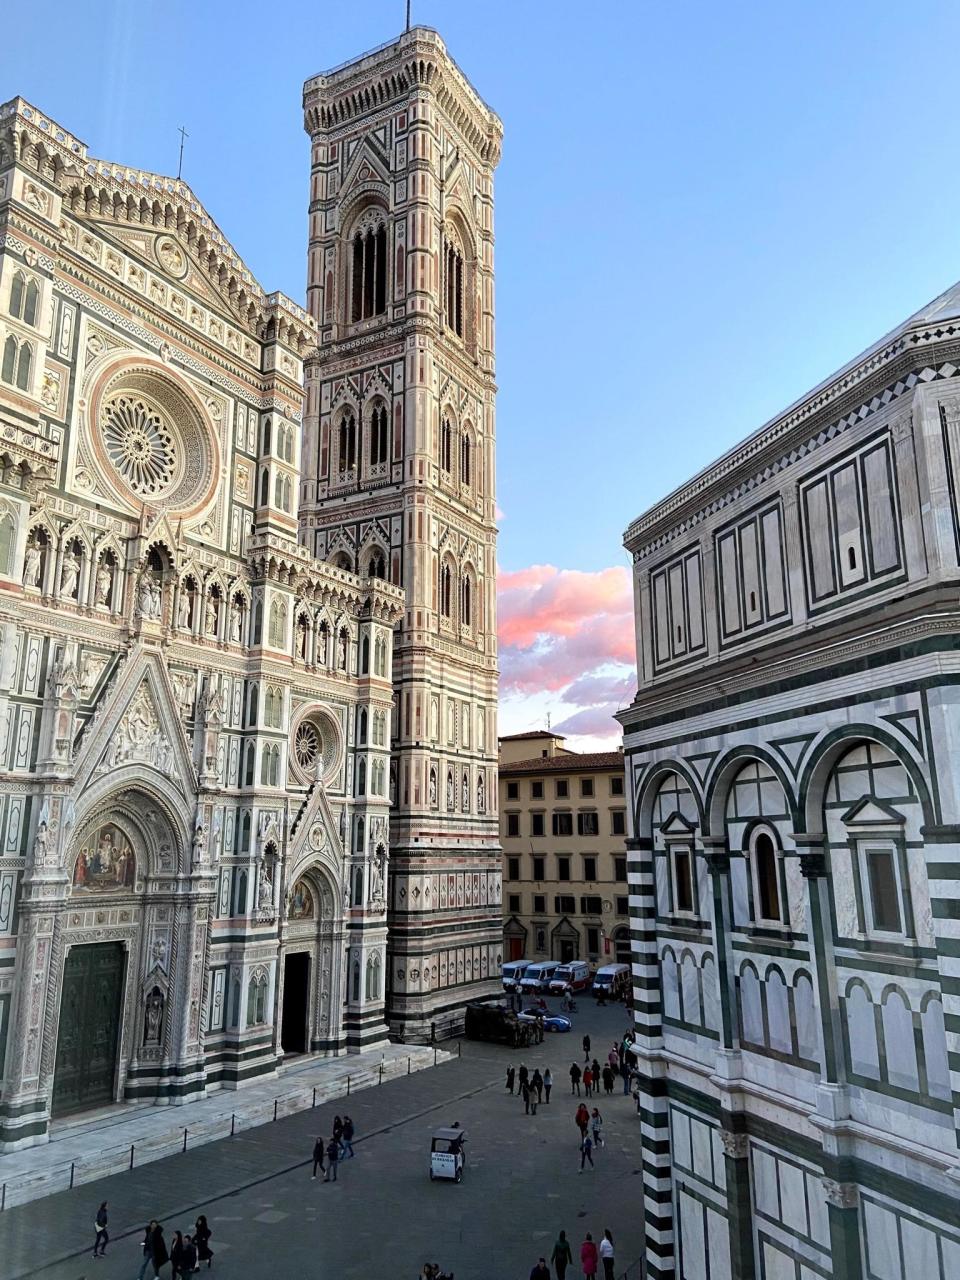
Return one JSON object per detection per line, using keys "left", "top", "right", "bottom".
{"left": 795, "top": 838, "right": 848, "bottom": 1117}
{"left": 822, "top": 1176, "right": 864, "bottom": 1280}
{"left": 720, "top": 1127, "right": 755, "bottom": 1280}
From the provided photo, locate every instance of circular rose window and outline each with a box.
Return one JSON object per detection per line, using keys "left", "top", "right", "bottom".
{"left": 289, "top": 706, "right": 343, "bottom": 787}
{"left": 102, "top": 394, "right": 179, "bottom": 499}
{"left": 295, "top": 721, "right": 322, "bottom": 773}
{"left": 88, "top": 362, "right": 219, "bottom": 519}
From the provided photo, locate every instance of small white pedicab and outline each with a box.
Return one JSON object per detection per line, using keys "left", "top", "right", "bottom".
{"left": 429, "top": 1126, "right": 466, "bottom": 1183}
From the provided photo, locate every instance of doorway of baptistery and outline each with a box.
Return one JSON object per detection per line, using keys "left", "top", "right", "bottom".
{"left": 281, "top": 952, "right": 310, "bottom": 1055}
{"left": 52, "top": 942, "right": 125, "bottom": 1117}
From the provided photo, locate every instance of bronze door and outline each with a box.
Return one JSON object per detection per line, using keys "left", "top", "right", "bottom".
{"left": 52, "top": 942, "right": 125, "bottom": 1117}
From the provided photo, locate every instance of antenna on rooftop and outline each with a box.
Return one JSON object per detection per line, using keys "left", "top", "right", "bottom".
{"left": 176, "top": 125, "right": 189, "bottom": 181}
{"left": 546, "top": 712, "right": 552, "bottom": 730}
{"left": 406, "top": 0, "right": 412, "bottom": 30}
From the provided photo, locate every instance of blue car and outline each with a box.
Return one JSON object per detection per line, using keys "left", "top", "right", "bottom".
{"left": 518, "top": 1007, "right": 572, "bottom": 1033}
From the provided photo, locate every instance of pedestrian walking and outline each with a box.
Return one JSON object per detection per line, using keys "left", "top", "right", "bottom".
{"left": 149, "top": 1224, "right": 169, "bottom": 1279}
{"left": 552, "top": 1230, "right": 574, "bottom": 1280}
{"left": 137, "top": 1222, "right": 159, "bottom": 1280}
{"left": 194, "top": 1215, "right": 213, "bottom": 1268}
{"left": 522, "top": 1080, "right": 532, "bottom": 1115}
{"left": 518, "top": 1063, "right": 529, "bottom": 1094}
{"left": 183, "top": 1235, "right": 198, "bottom": 1275}
{"left": 608, "top": 1046, "right": 619, "bottom": 1069}
{"left": 531, "top": 1068, "right": 544, "bottom": 1104}
{"left": 599, "top": 1230, "right": 615, "bottom": 1280}
{"left": 325, "top": 1135, "right": 340, "bottom": 1181}
{"left": 332, "top": 1114, "right": 344, "bottom": 1147}
{"left": 170, "top": 1231, "right": 186, "bottom": 1279}
{"left": 341, "top": 1115, "right": 355, "bottom": 1158}
{"left": 583, "top": 1066, "right": 593, "bottom": 1097}
{"left": 575, "top": 1102, "right": 590, "bottom": 1137}
{"left": 544, "top": 1067, "right": 553, "bottom": 1104}
{"left": 569, "top": 1062, "right": 582, "bottom": 1095}
{"left": 92, "top": 1201, "right": 109, "bottom": 1258}
{"left": 311, "top": 1135, "right": 326, "bottom": 1179}
{"left": 591, "top": 1107, "right": 604, "bottom": 1149}
{"left": 506, "top": 1064, "right": 516, "bottom": 1094}
{"left": 581, "top": 1232, "right": 599, "bottom": 1279}
{"left": 601, "top": 1065, "right": 614, "bottom": 1095}
{"left": 591, "top": 1057, "right": 601, "bottom": 1083}
{"left": 620, "top": 1060, "right": 631, "bottom": 1095}
{"left": 579, "top": 1133, "right": 594, "bottom": 1172}
{"left": 530, "top": 1258, "right": 551, "bottom": 1280}
{"left": 582, "top": 1034, "right": 591, "bottom": 1063}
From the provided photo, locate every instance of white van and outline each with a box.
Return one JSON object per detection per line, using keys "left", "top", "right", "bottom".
{"left": 501, "top": 959, "right": 533, "bottom": 993}
{"left": 548, "top": 960, "right": 591, "bottom": 995}
{"left": 519, "top": 961, "right": 560, "bottom": 995}
{"left": 592, "top": 963, "right": 631, "bottom": 1000}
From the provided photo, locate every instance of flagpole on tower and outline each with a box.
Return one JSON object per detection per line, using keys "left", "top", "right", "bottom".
{"left": 406, "top": 0, "right": 411, "bottom": 31}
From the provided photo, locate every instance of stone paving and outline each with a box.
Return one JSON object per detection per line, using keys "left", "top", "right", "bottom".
{"left": 0, "top": 1000, "right": 645, "bottom": 1280}
{"left": 0, "top": 1043, "right": 449, "bottom": 1209}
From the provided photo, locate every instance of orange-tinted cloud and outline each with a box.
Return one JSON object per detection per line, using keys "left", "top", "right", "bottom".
{"left": 498, "top": 564, "right": 633, "bottom": 650}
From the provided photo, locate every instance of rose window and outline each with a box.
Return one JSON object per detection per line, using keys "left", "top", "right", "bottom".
{"left": 101, "top": 395, "right": 178, "bottom": 498}
{"left": 295, "top": 721, "right": 322, "bottom": 773}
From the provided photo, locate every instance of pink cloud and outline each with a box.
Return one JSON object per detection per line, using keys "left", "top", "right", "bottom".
{"left": 553, "top": 705, "right": 624, "bottom": 738}
{"left": 563, "top": 673, "right": 635, "bottom": 708}
{"left": 498, "top": 564, "right": 632, "bottom": 649}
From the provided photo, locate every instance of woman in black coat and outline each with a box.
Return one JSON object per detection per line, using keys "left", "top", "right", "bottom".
{"left": 195, "top": 1215, "right": 214, "bottom": 1268}
{"left": 150, "top": 1225, "right": 170, "bottom": 1278}
{"left": 170, "top": 1231, "right": 185, "bottom": 1279}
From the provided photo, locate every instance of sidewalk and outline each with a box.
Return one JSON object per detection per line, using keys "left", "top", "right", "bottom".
{"left": 0, "top": 1041, "right": 451, "bottom": 1209}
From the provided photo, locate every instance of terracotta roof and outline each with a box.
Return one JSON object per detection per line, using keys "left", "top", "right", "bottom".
{"left": 498, "top": 730, "right": 566, "bottom": 742}
{"left": 499, "top": 750, "right": 624, "bottom": 775}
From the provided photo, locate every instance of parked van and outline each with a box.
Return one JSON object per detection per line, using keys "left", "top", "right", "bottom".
{"left": 519, "top": 961, "right": 560, "bottom": 994}
{"left": 592, "top": 963, "right": 631, "bottom": 1000}
{"left": 548, "top": 960, "right": 592, "bottom": 995}
{"left": 501, "top": 959, "right": 533, "bottom": 993}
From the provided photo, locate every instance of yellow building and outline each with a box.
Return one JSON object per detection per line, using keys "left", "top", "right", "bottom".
{"left": 499, "top": 731, "right": 629, "bottom": 968}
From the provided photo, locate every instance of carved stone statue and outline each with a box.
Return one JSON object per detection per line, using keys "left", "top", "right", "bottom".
{"left": 144, "top": 988, "right": 164, "bottom": 1045}
{"left": 138, "top": 575, "right": 154, "bottom": 619}
{"left": 23, "top": 542, "right": 41, "bottom": 588}
{"left": 192, "top": 821, "right": 206, "bottom": 864}
{"left": 60, "top": 549, "right": 80, "bottom": 599}
{"left": 94, "top": 563, "right": 112, "bottom": 607}
{"left": 34, "top": 819, "right": 51, "bottom": 865}
{"left": 205, "top": 596, "right": 218, "bottom": 635}
{"left": 229, "top": 603, "right": 242, "bottom": 643}
{"left": 477, "top": 774, "right": 486, "bottom": 813}
{"left": 318, "top": 626, "right": 328, "bottom": 664}
{"left": 177, "top": 588, "right": 191, "bottom": 629}
{"left": 258, "top": 867, "right": 273, "bottom": 910}
{"left": 446, "top": 772, "right": 454, "bottom": 810}
{"left": 462, "top": 773, "right": 469, "bottom": 812}
{"left": 298, "top": 620, "right": 308, "bottom": 659}
{"left": 338, "top": 631, "right": 348, "bottom": 670}
{"left": 429, "top": 769, "right": 438, "bottom": 807}
{"left": 149, "top": 578, "right": 161, "bottom": 619}
{"left": 371, "top": 845, "right": 387, "bottom": 903}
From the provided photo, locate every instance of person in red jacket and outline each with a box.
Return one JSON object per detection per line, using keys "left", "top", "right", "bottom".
{"left": 575, "top": 1103, "right": 590, "bottom": 1138}
{"left": 580, "top": 1232, "right": 599, "bottom": 1280}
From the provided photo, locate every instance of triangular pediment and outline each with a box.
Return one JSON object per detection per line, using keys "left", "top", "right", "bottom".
{"left": 840, "top": 796, "right": 906, "bottom": 827}
{"left": 73, "top": 649, "right": 197, "bottom": 798}
{"left": 770, "top": 733, "right": 818, "bottom": 778}
{"left": 342, "top": 135, "right": 391, "bottom": 200}
{"left": 286, "top": 780, "right": 347, "bottom": 892}
{"left": 660, "top": 810, "right": 698, "bottom": 837}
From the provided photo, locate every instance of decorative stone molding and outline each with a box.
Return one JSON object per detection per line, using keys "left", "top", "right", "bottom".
{"left": 822, "top": 1178, "right": 859, "bottom": 1210}
{"left": 719, "top": 1130, "right": 749, "bottom": 1159}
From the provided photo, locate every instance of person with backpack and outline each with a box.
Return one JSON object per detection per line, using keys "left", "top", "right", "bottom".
{"left": 181, "top": 1234, "right": 198, "bottom": 1275}
{"left": 324, "top": 1134, "right": 340, "bottom": 1182}
{"left": 582, "top": 1034, "right": 591, "bottom": 1063}
{"left": 551, "top": 1229, "right": 574, "bottom": 1280}
{"left": 531, "top": 1068, "right": 544, "bottom": 1106}
{"left": 341, "top": 1115, "right": 355, "bottom": 1158}
{"left": 92, "top": 1201, "right": 109, "bottom": 1258}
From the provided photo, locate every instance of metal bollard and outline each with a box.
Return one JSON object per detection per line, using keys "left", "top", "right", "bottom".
{"left": 433, "top": 1046, "right": 437, "bottom": 1066}
{"left": 231, "top": 1113, "right": 236, "bottom": 1137}
{"left": 129, "top": 1145, "right": 135, "bottom": 1171}
{"left": 69, "top": 1162, "right": 75, "bottom": 1189}
{"left": 273, "top": 1099, "right": 278, "bottom": 1122}
{"left": 347, "top": 1074, "right": 351, "bottom": 1096}
{"left": 1, "top": 1182, "right": 5, "bottom": 1212}
{"left": 182, "top": 1128, "right": 188, "bottom": 1153}
{"left": 407, "top": 1055, "right": 411, "bottom": 1074}
{"left": 312, "top": 1086, "right": 316, "bottom": 1108}
{"left": 458, "top": 1041, "right": 461, "bottom": 1059}
{"left": 378, "top": 1062, "right": 383, "bottom": 1084}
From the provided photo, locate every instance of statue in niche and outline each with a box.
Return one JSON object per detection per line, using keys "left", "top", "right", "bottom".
{"left": 192, "top": 821, "right": 206, "bottom": 865}
{"left": 149, "top": 577, "right": 162, "bottom": 618}
{"left": 205, "top": 595, "right": 218, "bottom": 635}
{"left": 34, "top": 819, "right": 52, "bottom": 865}
{"left": 318, "top": 625, "right": 328, "bottom": 664}
{"left": 144, "top": 987, "right": 164, "bottom": 1045}
{"left": 60, "top": 548, "right": 80, "bottom": 599}
{"left": 462, "top": 773, "right": 469, "bottom": 812}
{"left": 258, "top": 866, "right": 273, "bottom": 910}
{"left": 371, "top": 845, "right": 387, "bottom": 904}
{"left": 298, "top": 619, "right": 308, "bottom": 659}
{"left": 446, "top": 772, "right": 454, "bottom": 811}
{"left": 177, "top": 587, "right": 192, "bottom": 629}
{"left": 23, "top": 542, "right": 42, "bottom": 588}
{"left": 338, "top": 631, "right": 348, "bottom": 670}
{"left": 94, "top": 562, "right": 112, "bottom": 607}
{"left": 429, "top": 769, "right": 438, "bottom": 808}
{"left": 477, "top": 774, "right": 486, "bottom": 813}
{"left": 230, "top": 603, "right": 242, "bottom": 643}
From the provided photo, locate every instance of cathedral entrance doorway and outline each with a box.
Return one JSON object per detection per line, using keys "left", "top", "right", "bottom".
{"left": 52, "top": 942, "right": 125, "bottom": 1118}
{"left": 281, "top": 952, "right": 310, "bottom": 1055}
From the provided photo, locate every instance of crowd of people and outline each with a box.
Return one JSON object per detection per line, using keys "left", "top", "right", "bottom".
{"left": 311, "top": 1112, "right": 356, "bottom": 1182}
{"left": 528, "top": 1227, "right": 617, "bottom": 1280}
{"left": 127, "top": 1214, "right": 214, "bottom": 1277}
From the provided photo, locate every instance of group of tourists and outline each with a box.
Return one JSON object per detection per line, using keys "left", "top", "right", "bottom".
{"left": 505, "top": 1062, "right": 554, "bottom": 1112}
{"left": 529, "top": 1227, "right": 617, "bottom": 1280}
{"left": 311, "top": 1113, "right": 356, "bottom": 1182}
{"left": 130, "top": 1215, "right": 213, "bottom": 1277}
{"left": 570, "top": 1034, "right": 636, "bottom": 1099}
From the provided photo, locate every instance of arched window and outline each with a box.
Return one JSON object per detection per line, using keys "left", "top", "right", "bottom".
{"left": 358, "top": 707, "right": 368, "bottom": 744}
{"left": 443, "top": 232, "right": 464, "bottom": 337}
{"left": 338, "top": 412, "right": 357, "bottom": 475}
{"left": 259, "top": 468, "right": 269, "bottom": 506}
{"left": 23, "top": 279, "right": 39, "bottom": 327}
{"left": 253, "top": 600, "right": 263, "bottom": 644}
{"left": 274, "top": 474, "right": 283, "bottom": 507}
{"left": 461, "top": 575, "right": 472, "bottom": 628}
{"left": 262, "top": 418, "right": 272, "bottom": 455}
{"left": 440, "top": 416, "right": 452, "bottom": 474}
{"left": 440, "top": 562, "right": 452, "bottom": 619}
{"left": 370, "top": 403, "right": 389, "bottom": 468}
{"left": 350, "top": 214, "right": 387, "bottom": 322}
{"left": 361, "top": 635, "right": 370, "bottom": 674}
{"left": 244, "top": 741, "right": 255, "bottom": 787}
{"left": 369, "top": 552, "right": 386, "bottom": 580}
{"left": 283, "top": 476, "right": 292, "bottom": 511}
{"left": 9, "top": 272, "right": 25, "bottom": 320}
{"left": 750, "top": 828, "right": 782, "bottom": 924}
{"left": 460, "top": 431, "right": 471, "bottom": 487}
{"left": 16, "top": 343, "right": 32, "bottom": 391}
{"left": 247, "top": 969, "right": 268, "bottom": 1025}
{"left": 1, "top": 336, "right": 16, "bottom": 384}
{"left": 357, "top": 758, "right": 366, "bottom": 796}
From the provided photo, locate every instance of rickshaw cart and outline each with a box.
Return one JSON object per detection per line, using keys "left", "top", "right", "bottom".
{"left": 429, "top": 1127, "right": 466, "bottom": 1182}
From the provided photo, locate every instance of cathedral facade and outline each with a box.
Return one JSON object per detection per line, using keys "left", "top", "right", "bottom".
{"left": 0, "top": 86, "right": 406, "bottom": 1150}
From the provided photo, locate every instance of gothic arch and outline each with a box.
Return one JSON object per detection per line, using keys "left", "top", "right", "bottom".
{"left": 798, "top": 725, "right": 933, "bottom": 834}
{"left": 704, "top": 745, "right": 799, "bottom": 836}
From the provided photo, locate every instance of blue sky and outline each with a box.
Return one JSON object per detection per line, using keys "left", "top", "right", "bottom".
{"left": 7, "top": 1, "right": 960, "bottom": 744}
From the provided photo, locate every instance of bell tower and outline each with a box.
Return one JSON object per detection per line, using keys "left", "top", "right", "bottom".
{"left": 301, "top": 27, "right": 503, "bottom": 1039}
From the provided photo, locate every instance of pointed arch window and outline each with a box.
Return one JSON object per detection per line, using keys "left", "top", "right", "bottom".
{"left": 461, "top": 575, "right": 472, "bottom": 628}
{"left": 9, "top": 272, "right": 24, "bottom": 320}
{"left": 16, "top": 343, "right": 32, "bottom": 391}
{"left": 338, "top": 412, "right": 357, "bottom": 476}
{"left": 370, "top": 403, "right": 389, "bottom": 469}
{"left": 2, "top": 336, "right": 16, "bottom": 384}
{"left": 443, "top": 233, "right": 463, "bottom": 337}
{"left": 369, "top": 551, "right": 386, "bottom": 580}
{"left": 440, "top": 416, "right": 452, "bottom": 474}
{"left": 440, "top": 562, "right": 453, "bottom": 619}
{"left": 460, "top": 431, "right": 471, "bottom": 487}
{"left": 350, "top": 215, "right": 387, "bottom": 322}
